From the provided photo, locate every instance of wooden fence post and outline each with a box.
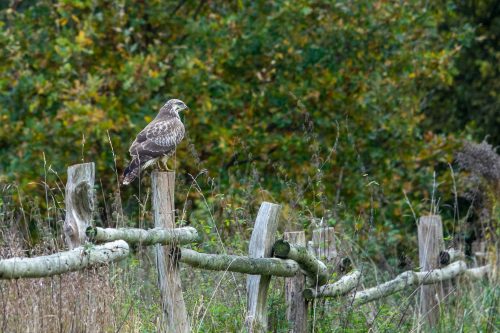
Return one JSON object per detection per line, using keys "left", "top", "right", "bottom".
{"left": 417, "top": 215, "right": 445, "bottom": 328}
{"left": 246, "top": 202, "right": 281, "bottom": 333}
{"left": 152, "top": 171, "right": 189, "bottom": 333}
{"left": 312, "top": 227, "right": 337, "bottom": 264}
{"left": 63, "top": 162, "right": 95, "bottom": 249}
{"left": 284, "top": 231, "right": 308, "bottom": 333}
{"left": 471, "top": 241, "right": 486, "bottom": 266}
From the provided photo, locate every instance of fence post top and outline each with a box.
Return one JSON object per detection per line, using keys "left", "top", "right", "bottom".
{"left": 68, "top": 162, "right": 95, "bottom": 170}
{"left": 418, "top": 215, "right": 442, "bottom": 223}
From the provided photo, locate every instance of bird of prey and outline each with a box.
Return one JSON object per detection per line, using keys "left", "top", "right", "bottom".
{"left": 122, "top": 99, "right": 188, "bottom": 185}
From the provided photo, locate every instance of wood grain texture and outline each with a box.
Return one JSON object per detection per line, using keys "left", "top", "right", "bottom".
{"left": 245, "top": 202, "right": 281, "bottom": 333}
{"left": 417, "top": 215, "right": 445, "bottom": 328}
{"left": 63, "top": 162, "right": 95, "bottom": 249}
{"left": 152, "top": 171, "right": 190, "bottom": 333}
{"left": 284, "top": 231, "right": 308, "bottom": 333}
{"left": 311, "top": 227, "right": 337, "bottom": 263}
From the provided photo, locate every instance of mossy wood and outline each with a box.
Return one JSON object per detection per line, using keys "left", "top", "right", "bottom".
{"left": 353, "top": 261, "right": 490, "bottom": 306}
{"left": 465, "top": 265, "right": 491, "bottom": 279}
{"left": 0, "top": 240, "right": 129, "bottom": 279}
{"left": 273, "top": 239, "right": 328, "bottom": 287}
{"left": 303, "top": 270, "right": 361, "bottom": 300}
{"left": 86, "top": 226, "right": 199, "bottom": 246}
{"left": 179, "top": 248, "right": 299, "bottom": 276}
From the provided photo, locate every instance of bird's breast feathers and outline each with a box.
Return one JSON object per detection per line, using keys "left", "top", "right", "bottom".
{"left": 129, "top": 117, "right": 185, "bottom": 156}
{"left": 147, "top": 119, "right": 185, "bottom": 147}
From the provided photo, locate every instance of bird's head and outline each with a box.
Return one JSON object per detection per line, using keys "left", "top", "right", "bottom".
{"left": 161, "top": 99, "right": 189, "bottom": 115}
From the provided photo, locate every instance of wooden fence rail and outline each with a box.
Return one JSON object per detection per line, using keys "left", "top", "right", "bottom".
{"left": 0, "top": 240, "right": 129, "bottom": 279}
{"left": 0, "top": 162, "right": 495, "bottom": 333}
{"left": 86, "top": 226, "right": 199, "bottom": 246}
{"left": 273, "top": 239, "right": 329, "bottom": 287}
{"left": 303, "top": 270, "right": 361, "bottom": 300}
{"left": 178, "top": 248, "right": 300, "bottom": 276}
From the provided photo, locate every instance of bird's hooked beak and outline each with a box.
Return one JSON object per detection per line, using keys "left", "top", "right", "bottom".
{"left": 176, "top": 102, "right": 189, "bottom": 113}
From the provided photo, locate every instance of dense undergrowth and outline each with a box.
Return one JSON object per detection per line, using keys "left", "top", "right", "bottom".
{"left": 0, "top": 142, "right": 498, "bottom": 332}
{"left": 1, "top": 1, "right": 499, "bottom": 331}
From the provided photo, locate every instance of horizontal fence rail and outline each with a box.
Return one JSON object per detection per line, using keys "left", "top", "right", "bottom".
{"left": 178, "top": 248, "right": 300, "bottom": 276}
{"left": 86, "top": 226, "right": 199, "bottom": 246}
{"left": 273, "top": 239, "right": 329, "bottom": 287}
{"left": 1, "top": 162, "right": 495, "bottom": 333}
{"left": 303, "top": 270, "right": 361, "bottom": 300}
{"left": 0, "top": 240, "right": 129, "bottom": 279}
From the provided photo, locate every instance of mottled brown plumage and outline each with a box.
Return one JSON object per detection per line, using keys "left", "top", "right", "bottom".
{"left": 122, "top": 99, "right": 187, "bottom": 185}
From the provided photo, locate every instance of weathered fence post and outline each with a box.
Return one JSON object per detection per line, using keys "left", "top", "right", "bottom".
{"left": 152, "top": 171, "right": 189, "bottom": 333}
{"left": 311, "top": 227, "right": 337, "bottom": 263}
{"left": 284, "top": 231, "right": 308, "bottom": 333}
{"left": 246, "top": 202, "right": 281, "bottom": 333}
{"left": 63, "top": 162, "right": 95, "bottom": 249}
{"left": 417, "top": 215, "right": 445, "bottom": 328}
{"left": 471, "top": 241, "right": 486, "bottom": 266}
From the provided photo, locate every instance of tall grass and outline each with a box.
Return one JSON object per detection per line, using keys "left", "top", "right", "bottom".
{"left": 0, "top": 137, "right": 498, "bottom": 332}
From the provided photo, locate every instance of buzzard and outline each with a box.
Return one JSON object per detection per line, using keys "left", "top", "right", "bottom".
{"left": 122, "top": 99, "right": 188, "bottom": 185}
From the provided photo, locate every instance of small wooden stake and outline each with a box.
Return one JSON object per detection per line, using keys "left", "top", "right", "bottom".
{"left": 311, "top": 227, "right": 337, "bottom": 263}
{"left": 417, "top": 215, "right": 445, "bottom": 328}
{"left": 284, "top": 231, "right": 308, "bottom": 333}
{"left": 152, "top": 172, "right": 189, "bottom": 333}
{"left": 245, "top": 202, "right": 281, "bottom": 333}
{"left": 63, "top": 162, "right": 95, "bottom": 249}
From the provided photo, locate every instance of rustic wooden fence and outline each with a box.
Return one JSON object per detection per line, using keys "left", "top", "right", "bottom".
{"left": 0, "top": 163, "right": 494, "bottom": 332}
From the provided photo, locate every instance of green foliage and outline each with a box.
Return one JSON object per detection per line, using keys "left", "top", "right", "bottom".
{"left": 0, "top": 0, "right": 495, "bottom": 258}
{"left": 424, "top": 0, "right": 500, "bottom": 144}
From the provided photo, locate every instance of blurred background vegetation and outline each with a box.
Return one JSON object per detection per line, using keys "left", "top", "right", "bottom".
{"left": 0, "top": 0, "right": 498, "bottom": 260}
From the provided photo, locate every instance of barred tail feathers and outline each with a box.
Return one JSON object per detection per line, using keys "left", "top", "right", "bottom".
{"left": 122, "top": 156, "right": 155, "bottom": 185}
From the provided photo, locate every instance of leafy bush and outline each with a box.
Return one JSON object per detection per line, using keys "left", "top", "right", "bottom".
{"left": 0, "top": 1, "right": 496, "bottom": 256}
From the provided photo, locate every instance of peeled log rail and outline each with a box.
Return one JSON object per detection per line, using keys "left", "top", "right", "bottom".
{"left": 0, "top": 240, "right": 129, "bottom": 279}
{"left": 273, "top": 239, "right": 328, "bottom": 286}
{"left": 303, "top": 270, "right": 361, "bottom": 299}
{"left": 86, "top": 226, "right": 199, "bottom": 246}
{"left": 465, "top": 264, "right": 491, "bottom": 279}
{"left": 353, "top": 261, "right": 491, "bottom": 306}
{"left": 178, "top": 248, "right": 300, "bottom": 277}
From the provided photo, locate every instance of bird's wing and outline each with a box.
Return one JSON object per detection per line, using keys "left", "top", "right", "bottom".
{"left": 129, "top": 118, "right": 185, "bottom": 157}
